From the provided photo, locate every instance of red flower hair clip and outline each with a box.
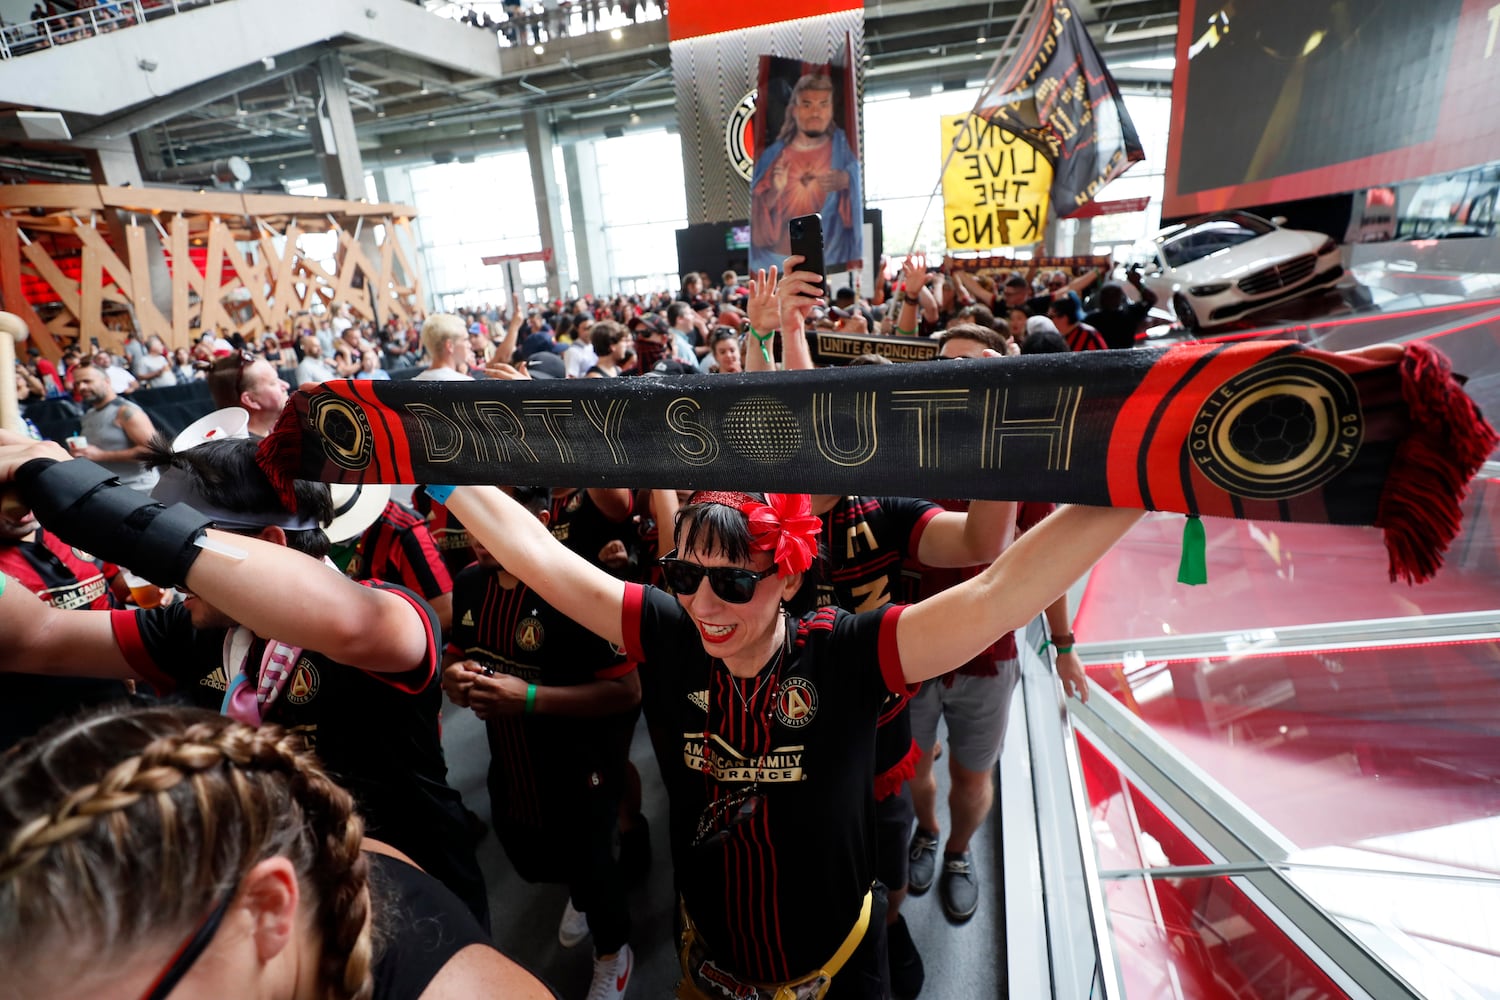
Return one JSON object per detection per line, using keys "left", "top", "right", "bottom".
{"left": 691, "top": 491, "right": 822, "bottom": 577}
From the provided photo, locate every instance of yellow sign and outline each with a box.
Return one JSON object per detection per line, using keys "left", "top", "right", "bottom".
{"left": 941, "top": 114, "right": 1052, "bottom": 250}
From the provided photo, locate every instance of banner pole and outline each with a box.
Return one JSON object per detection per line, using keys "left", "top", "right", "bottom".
{"left": 906, "top": 0, "right": 1041, "bottom": 257}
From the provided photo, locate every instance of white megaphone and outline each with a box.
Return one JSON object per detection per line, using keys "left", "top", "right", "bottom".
{"left": 172, "top": 407, "right": 250, "bottom": 452}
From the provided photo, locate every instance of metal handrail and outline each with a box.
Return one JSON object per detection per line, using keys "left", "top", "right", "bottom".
{"left": 0, "top": 0, "right": 233, "bottom": 61}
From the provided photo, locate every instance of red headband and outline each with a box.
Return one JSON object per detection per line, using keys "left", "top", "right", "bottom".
{"left": 689, "top": 491, "right": 820, "bottom": 577}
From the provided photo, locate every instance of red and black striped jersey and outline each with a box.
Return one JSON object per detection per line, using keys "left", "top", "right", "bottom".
{"left": 351, "top": 500, "right": 453, "bottom": 601}
{"left": 1067, "top": 322, "right": 1108, "bottom": 352}
{"left": 447, "top": 564, "right": 633, "bottom": 851}
{"left": 803, "top": 496, "right": 940, "bottom": 797}
{"left": 412, "top": 489, "right": 477, "bottom": 578}
{"left": 0, "top": 529, "right": 117, "bottom": 612}
{"left": 623, "top": 583, "right": 911, "bottom": 984}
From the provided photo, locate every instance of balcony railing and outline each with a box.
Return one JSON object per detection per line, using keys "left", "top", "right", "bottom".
{"left": 0, "top": 0, "right": 233, "bottom": 60}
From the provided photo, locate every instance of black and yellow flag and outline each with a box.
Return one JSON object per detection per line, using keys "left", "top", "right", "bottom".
{"left": 977, "top": 0, "right": 1146, "bottom": 218}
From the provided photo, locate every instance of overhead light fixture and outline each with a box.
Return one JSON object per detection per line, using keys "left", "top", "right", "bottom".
{"left": 610, "top": 28, "right": 622, "bottom": 40}
{"left": 393, "top": 147, "right": 402, "bottom": 154}
{"left": 376, "top": 109, "right": 386, "bottom": 118}
{"left": 629, "top": 111, "right": 640, "bottom": 124}
{"left": 587, "top": 90, "right": 596, "bottom": 99}
{"left": 976, "top": 34, "right": 987, "bottom": 44}
{"left": 1103, "top": 22, "right": 1179, "bottom": 43}
{"left": 468, "top": 126, "right": 477, "bottom": 134}
{"left": 427, "top": 119, "right": 436, "bottom": 127}
{"left": 974, "top": 52, "right": 983, "bottom": 59}
{"left": 419, "top": 81, "right": 429, "bottom": 95}
{"left": 533, "top": 44, "right": 544, "bottom": 55}
{"left": 278, "top": 162, "right": 287, "bottom": 169}
{"left": 296, "top": 123, "right": 306, "bottom": 130}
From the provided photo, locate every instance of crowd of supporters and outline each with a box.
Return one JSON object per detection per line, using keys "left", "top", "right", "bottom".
{"left": 1, "top": 251, "right": 1164, "bottom": 1000}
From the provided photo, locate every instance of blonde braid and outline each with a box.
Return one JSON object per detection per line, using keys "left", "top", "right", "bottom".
{"left": 0, "top": 706, "right": 374, "bottom": 1000}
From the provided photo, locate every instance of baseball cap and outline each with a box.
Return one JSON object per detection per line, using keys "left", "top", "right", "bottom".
{"left": 647, "top": 359, "right": 700, "bottom": 376}
{"left": 522, "top": 351, "right": 566, "bottom": 379}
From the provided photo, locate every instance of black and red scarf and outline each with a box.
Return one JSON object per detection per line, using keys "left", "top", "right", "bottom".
{"left": 259, "top": 341, "right": 1495, "bottom": 585}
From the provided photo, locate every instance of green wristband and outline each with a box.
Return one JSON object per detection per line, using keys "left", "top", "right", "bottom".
{"left": 1055, "top": 645, "right": 1074, "bottom": 655}
{"left": 746, "top": 323, "right": 776, "bottom": 363}
{"left": 524, "top": 683, "right": 537, "bottom": 714}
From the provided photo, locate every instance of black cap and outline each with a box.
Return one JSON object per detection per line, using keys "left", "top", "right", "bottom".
{"left": 523, "top": 351, "right": 566, "bottom": 379}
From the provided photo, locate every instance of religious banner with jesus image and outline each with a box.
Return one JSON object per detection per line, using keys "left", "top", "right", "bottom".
{"left": 749, "top": 45, "right": 863, "bottom": 275}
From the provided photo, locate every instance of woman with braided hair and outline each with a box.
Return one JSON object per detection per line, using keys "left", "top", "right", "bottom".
{"left": 0, "top": 702, "right": 556, "bottom": 1000}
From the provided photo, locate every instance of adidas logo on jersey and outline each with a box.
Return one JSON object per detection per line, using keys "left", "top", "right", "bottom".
{"left": 200, "top": 665, "right": 230, "bottom": 692}
{"left": 688, "top": 689, "right": 709, "bottom": 712}
{"left": 460, "top": 610, "right": 474, "bottom": 627}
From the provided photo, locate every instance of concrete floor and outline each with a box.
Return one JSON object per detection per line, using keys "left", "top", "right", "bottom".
{"left": 439, "top": 696, "right": 1006, "bottom": 999}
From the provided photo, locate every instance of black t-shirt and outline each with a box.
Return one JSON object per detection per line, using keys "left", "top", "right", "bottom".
{"left": 1085, "top": 301, "right": 1152, "bottom": 350}
{"left": 109, "top": 584, "right": 476, "bottom": 908}
{"left": 624, "top": 583, "right": 911, "bottom": 983}
{"left": 804, "top": 496, "right": 940, "bottom": 794}
{"left": 369, "top": 852, "right": 503, "bottom": 1000}
{"left": 447, "top": 565, "right": 634, "bottom": 842}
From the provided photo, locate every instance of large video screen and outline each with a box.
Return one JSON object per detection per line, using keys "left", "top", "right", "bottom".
{"left": 1165, "top": 0, "right": 1500, "bottom": 219}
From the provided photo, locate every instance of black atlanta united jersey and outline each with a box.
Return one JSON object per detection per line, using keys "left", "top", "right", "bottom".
{"left": 0, "top": 533, "right": 130, "bottom": 753}
{"left": 548, "top": 488, "right": 642, "bottom": 578}
{"left": 108, "top": 581, "right": 486, "bottom": 922}
{"left": 448, "top": 565, "right": 634, "bottom": 878}
{"left": 808, "top": 495, "right": 940, "bottom": 797}
{"left": 623, "top": 582, "right": 913, "bottom": 983}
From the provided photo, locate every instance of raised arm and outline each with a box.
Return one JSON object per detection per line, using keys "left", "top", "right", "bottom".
{"left": 955, "top": 271, "right": 995, "bottom": 308}
{"left": 914, "top": 500, "right": 1016, "bottom": 568}
{"left": 181, "top": 533, "right": 432, "bottom": 673}
{"left": 896, "top": 505, "right": 1143, "bottom": 685}
{"left": 1, "top": 434, "right": 431, "bottom": 675}
{"left": 443, "top": 484, "right": 627, "bottom": 646}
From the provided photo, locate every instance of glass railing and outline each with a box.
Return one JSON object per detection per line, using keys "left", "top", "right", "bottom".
{"left": 428, "top": 0, "right": 665, "bottom": 50}
{"left": 0, "top": 0, "right": 232, "bottom": 60}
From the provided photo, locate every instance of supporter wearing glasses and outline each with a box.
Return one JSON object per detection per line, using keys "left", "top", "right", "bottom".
{"left": 205, "top": 350, "right": 290, "bottom": 440}
{"left": 430, "top": 482, "right": 1142, "bottom": 999}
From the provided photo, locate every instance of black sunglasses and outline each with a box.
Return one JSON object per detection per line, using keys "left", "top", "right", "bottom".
{"left": 658, "top": 550, "right": 776, "bottom": 604}
{"left": 693, "top": 784, "right": 763, "bottom": 848}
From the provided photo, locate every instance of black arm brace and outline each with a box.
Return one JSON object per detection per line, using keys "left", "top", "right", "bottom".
{"left": 15, "top": 458, "right": 213, "bottom": 588}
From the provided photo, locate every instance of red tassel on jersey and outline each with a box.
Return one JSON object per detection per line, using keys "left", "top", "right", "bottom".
{"left": 874, "top": 738, "right": 921, "bottom": 802}
{"left": 1376, "top": 342, "right": 1498, "bottom": 584}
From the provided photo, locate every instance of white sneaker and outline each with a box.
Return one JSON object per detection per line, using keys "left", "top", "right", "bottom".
{"left": 558, "top": 898, "right": 590, "bottom": 948}
{"left": 586, "top": 943, "right": 633, "bottom": 1000}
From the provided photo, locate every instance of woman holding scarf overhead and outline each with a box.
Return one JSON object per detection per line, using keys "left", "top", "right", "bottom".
{"left": 429, "top": 479, "right": 1142, "bottom": 999}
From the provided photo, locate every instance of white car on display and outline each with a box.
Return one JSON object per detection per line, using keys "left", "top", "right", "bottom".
{"left": 1127, "top": 211, "right": 1345, "bottom": 332}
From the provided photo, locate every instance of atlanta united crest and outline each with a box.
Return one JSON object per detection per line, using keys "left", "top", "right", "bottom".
{"left": 773, "top": 678, "right": 818, "bottom": 729}
{"left": 516, "top": 616, "right": 545, "bottom": 653}
{"left": 286, "top": 659, "right": 321, "bottom": 705}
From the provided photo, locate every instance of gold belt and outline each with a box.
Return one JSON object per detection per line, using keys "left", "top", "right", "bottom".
{"left": 676, "top": 888, "right": 874, "bottom": 1000}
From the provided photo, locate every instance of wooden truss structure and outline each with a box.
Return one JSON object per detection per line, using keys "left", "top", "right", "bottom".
{"left": 0, "top": 185, "right": 424, "bottom": 360}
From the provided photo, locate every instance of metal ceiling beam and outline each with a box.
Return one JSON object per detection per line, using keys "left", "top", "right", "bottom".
{"left": 73, "top": 44, "right": 329, "bottom": 144}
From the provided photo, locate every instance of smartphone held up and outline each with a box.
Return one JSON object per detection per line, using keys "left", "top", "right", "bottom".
{"left": 788, "top": 214, "right": 826, "bottom": 297}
